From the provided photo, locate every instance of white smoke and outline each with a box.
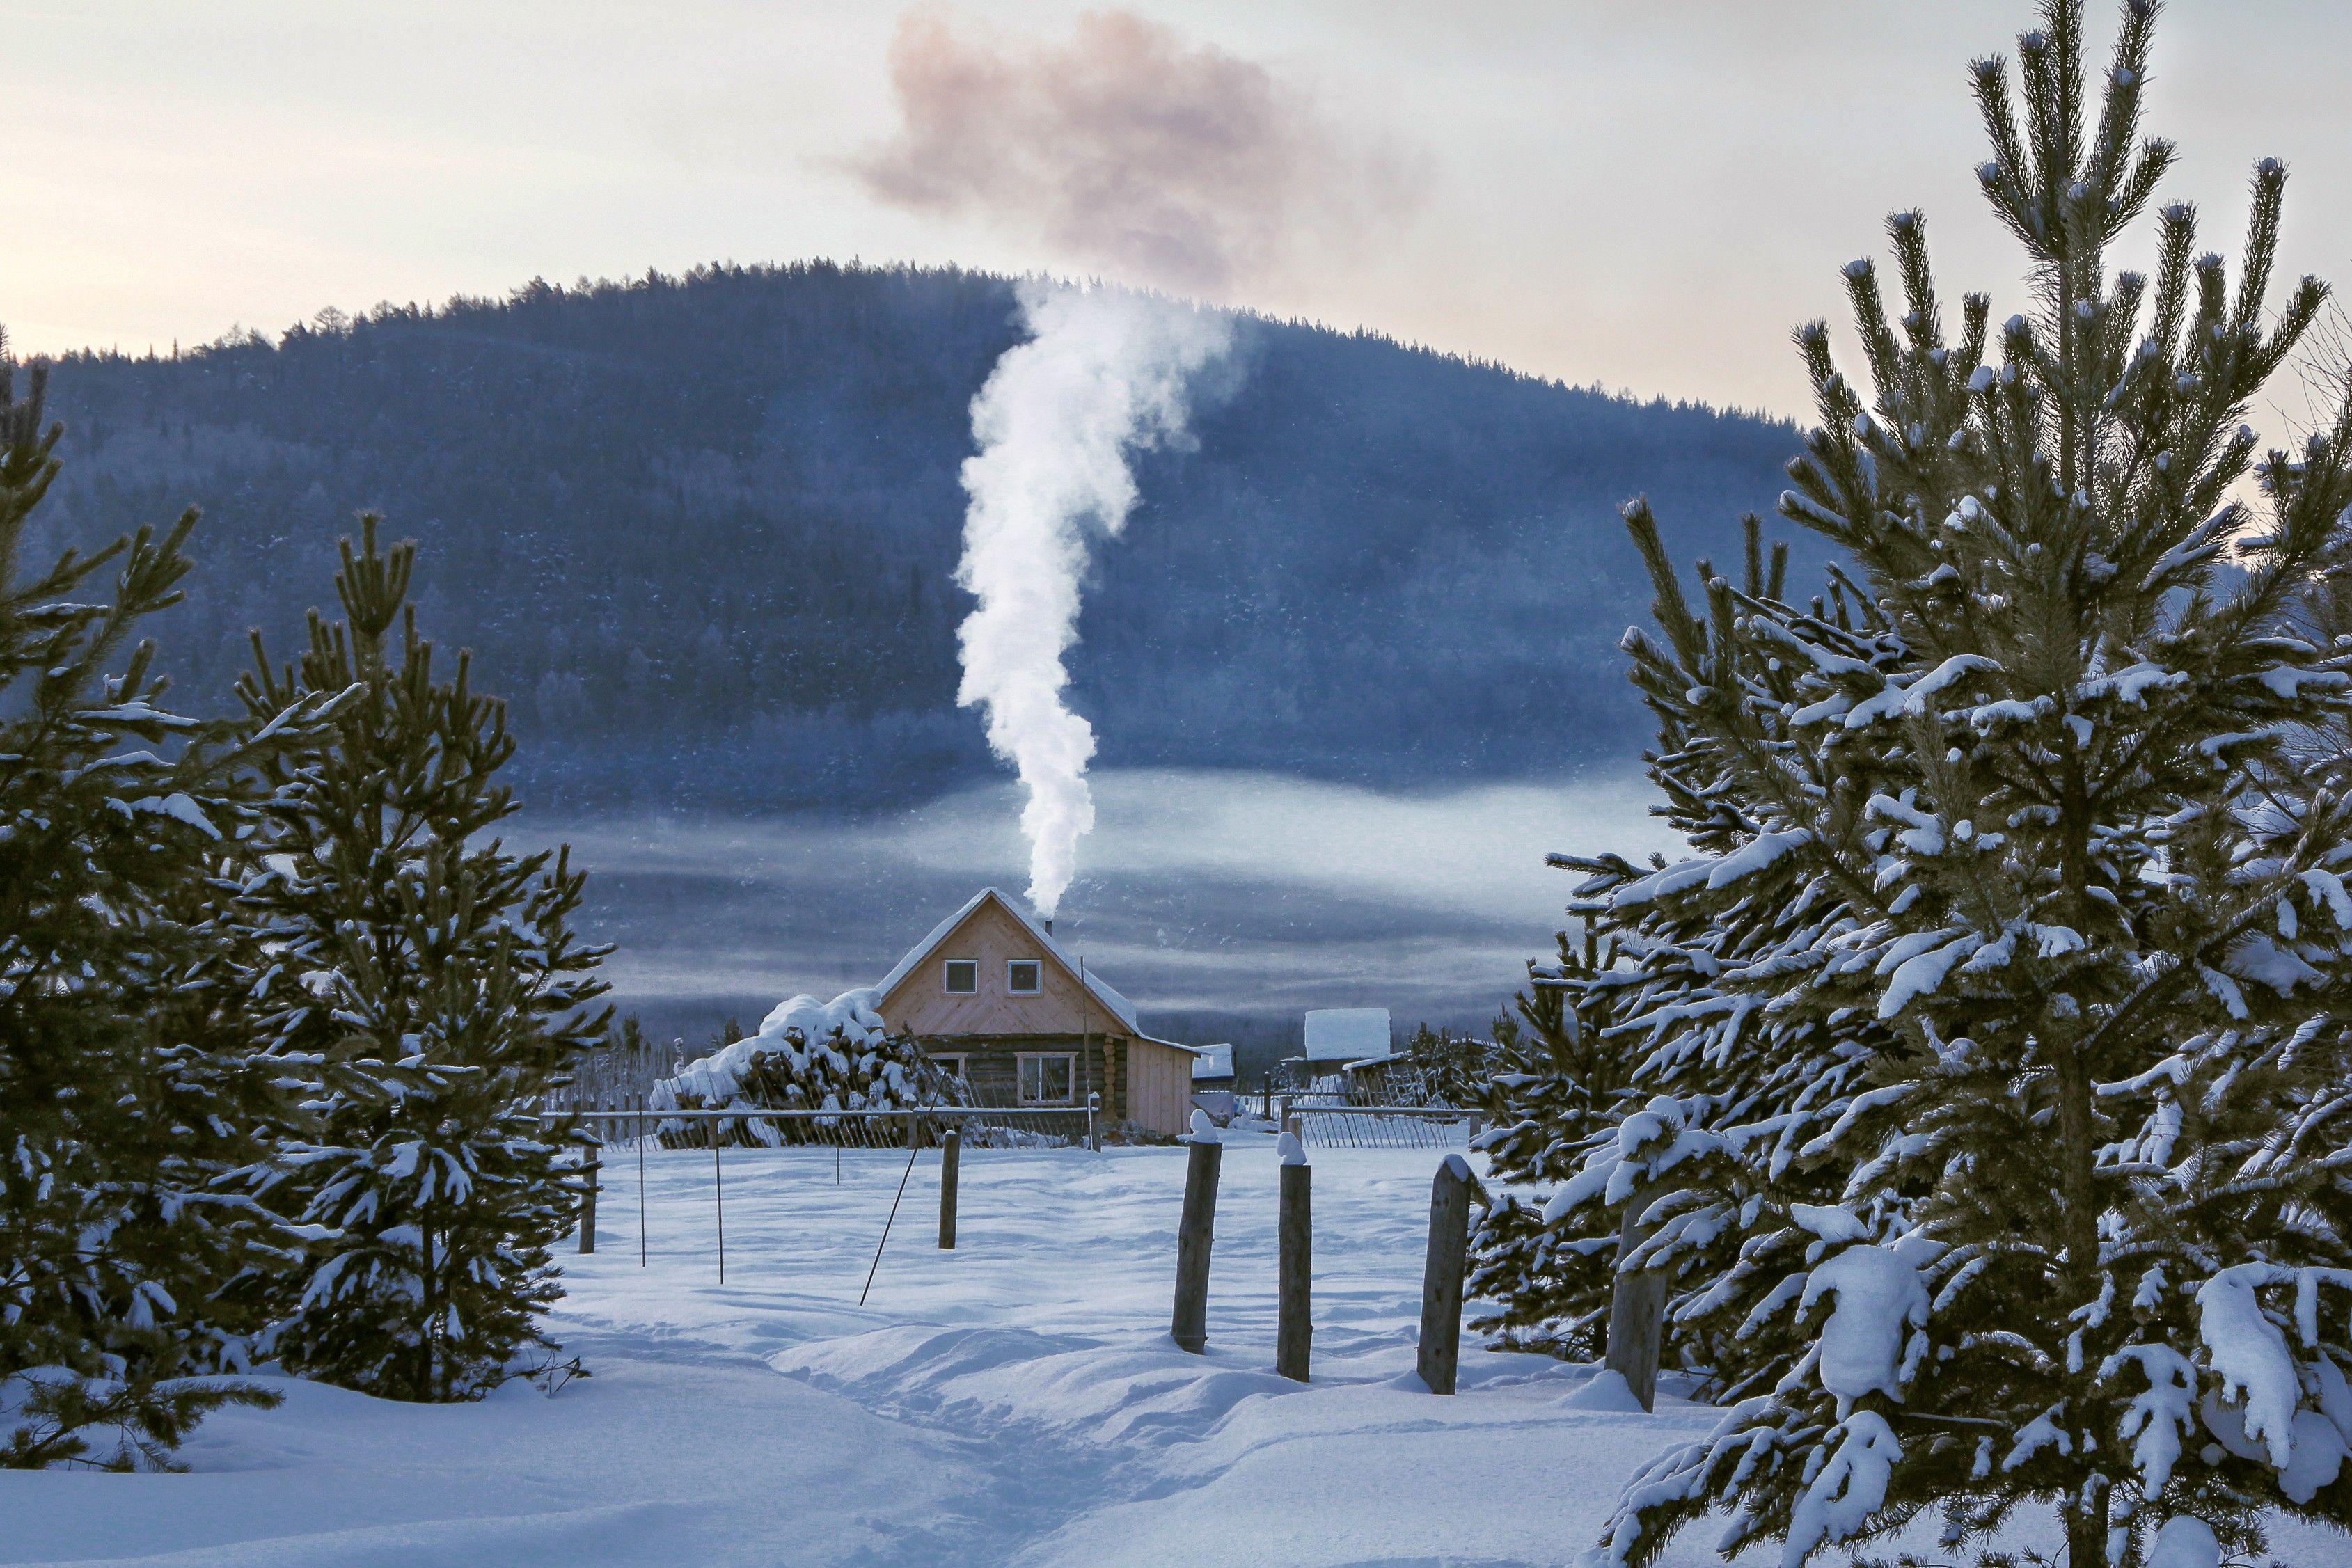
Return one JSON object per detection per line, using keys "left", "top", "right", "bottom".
{"left": 859, "top": 8, "right": 1414, "bottom": 917}
{"left": 955, "top": 283, "right": 1232, "bottom": 917}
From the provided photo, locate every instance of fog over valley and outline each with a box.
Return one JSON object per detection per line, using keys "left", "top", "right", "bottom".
{"left": 528, "top": 766, "right": 1676, "bottom": 1063}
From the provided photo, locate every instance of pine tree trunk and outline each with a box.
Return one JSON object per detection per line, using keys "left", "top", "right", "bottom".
{"left": 2055, "top": 752, "right": 2108, "bottom": 1568}
{"left": 418, "top": 1219, "right": 440, "bottom": 1403}
{"left": 2062, "top": 1486, "right": 2108, "bottom": 1568}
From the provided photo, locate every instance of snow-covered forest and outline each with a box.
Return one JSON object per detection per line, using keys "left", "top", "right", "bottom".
{"left": 30, "top": 267, "right": 1799, "bottom": 809}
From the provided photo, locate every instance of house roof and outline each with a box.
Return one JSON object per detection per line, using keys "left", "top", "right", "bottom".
{"left": 874, "top": 887, "right": 1141, "bottom": 1033}
{"left": 1303, "top": 1008, "right": 1391, "bottom": 1061}
{"left": 1190, "top": 1043, "right": 1235, "bottom": 1080}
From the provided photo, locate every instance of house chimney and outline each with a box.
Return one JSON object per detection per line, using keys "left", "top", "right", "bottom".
{"left": 1042, "top": 917, "right": 1054, "bottom": 935}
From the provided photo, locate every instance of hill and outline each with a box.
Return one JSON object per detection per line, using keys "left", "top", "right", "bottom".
{"left": 34, "top": 263, "right": 1806, "bottom": 809}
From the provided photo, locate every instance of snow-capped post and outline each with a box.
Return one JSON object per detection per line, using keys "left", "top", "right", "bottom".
{"left": 1087, "top": 1090, "right": 1101, "bottom": 1153}
{"left": 938, "top": 1127, "right": 961, "bottom": 1250}
{"left": 1276, "top": 1132, "right": 1312, "bottom": 1381}
{"left": 1170, "top": 1109, "right": 1224, "bottom": 1353}
{"left": 1416, "top": 1154, "right": 1474, "bottom": 1395}
{"left": 1602, "top": 1179, "right": 1668, "bottom": 1411}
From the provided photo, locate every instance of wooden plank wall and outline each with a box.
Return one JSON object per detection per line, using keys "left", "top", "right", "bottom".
{"left": 1126, "top": 1040, "right": 1195, "bottom": 1135}
{"left": 882, "top": 900, "right": 1110, "bottom": 1038}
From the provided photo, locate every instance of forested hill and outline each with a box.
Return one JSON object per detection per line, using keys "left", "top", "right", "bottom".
{"left": 37, "top": 263, "right": 1806, "bottom": 810}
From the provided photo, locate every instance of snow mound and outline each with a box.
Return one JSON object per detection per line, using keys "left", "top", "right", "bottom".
{"left": 1558, "top": 1369, "right": 1647, "bottom": 1411}
{"left": 2147, "top": 1515, "right": 2220, "bottom": 1568}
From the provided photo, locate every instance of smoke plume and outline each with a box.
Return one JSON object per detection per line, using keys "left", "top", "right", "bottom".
{"left": 862, "top": 9, "right": 1407, "bottom": 916}
{"left": 855, "top": 8, "right": 1407, "bottom": 299}
{"left": 955, "top": 285, "right": 1231, "bottom": 916}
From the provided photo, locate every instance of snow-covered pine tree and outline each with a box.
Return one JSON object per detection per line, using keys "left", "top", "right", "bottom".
{"left": 1472, "top": 516, "right": 1855, "bottom": 1394}
{"left": 0, "top": 361, "right": 328, "bottom": 1467}
{"left": 237, "top": 518, "right": 610, "bottom": 1402}
{"left": 1545, "top": 5, "right": 2352, "bottom": 1565}
{"left": 1395, "top": 1023, "right": 1501, "bottom": 1109}
{"left": 1467, "top": 932, "right": 1645, "bottom": 1361}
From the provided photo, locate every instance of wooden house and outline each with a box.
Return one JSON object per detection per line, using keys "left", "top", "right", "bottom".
{"left": 871, "top": 888, "right": 1199, "bottom": 1137}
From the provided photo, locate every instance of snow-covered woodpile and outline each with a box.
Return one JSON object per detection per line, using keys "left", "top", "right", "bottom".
{"left": 651, "top": 988, "right": 973, "bottom": 1146}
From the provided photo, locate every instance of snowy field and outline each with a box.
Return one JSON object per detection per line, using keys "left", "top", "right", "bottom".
{"left": 8, "top": 1139, "right": 2349, "bottom": 1567}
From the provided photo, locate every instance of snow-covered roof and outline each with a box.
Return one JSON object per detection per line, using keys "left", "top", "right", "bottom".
{"left": 1303, "top": 1008, "right": 1391, "bottom": 1061}
{"left": 1190, "top": 1043, "right": 1235, "bottom": 1080}
{"left": 874, "top": 887, "right": 1140, "bottom": 1032}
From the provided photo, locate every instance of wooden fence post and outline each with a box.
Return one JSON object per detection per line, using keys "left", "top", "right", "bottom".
{"left": 1277, "top": 1135, "right": 1311, "bottom": 1382}
{"left": 1169, "top": 1129, "right": 1223, "bottom": 1353}
{"left": 1604, "top": 1180, "right": 1669, "bottom": 1411}
{"left": 1416, "top": 1154, "right": 1474, "bottom": 1394}
{"left": 578, "top": 1116, "right": 601, "bottom": 1255}
{"left": 938, "top": 1127, "right": 961, "bottom": 1249}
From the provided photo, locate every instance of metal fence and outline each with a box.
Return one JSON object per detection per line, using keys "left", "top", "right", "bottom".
{"left": 1281, "top": 1102, "right": 1478, "bottom": 1150}
{"left": 559, "top": 1100, "right": 1099, "bottom": 1152}
{"left": 551, "top": 1102, "right": 1104, "bottom": 1281}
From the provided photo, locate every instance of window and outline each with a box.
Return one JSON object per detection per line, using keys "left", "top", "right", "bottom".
{"left": 943, "top": 959, "right": 977, "bottom": 995}
{"left": 1017, "top": 1052, "right": 1075, "bottom": 1105}
{"left": 1007, "top": 958, "right": 1042, "bottom": 995}
{"left": 930, "top": 1052, "right": 969, "bottom": 1082}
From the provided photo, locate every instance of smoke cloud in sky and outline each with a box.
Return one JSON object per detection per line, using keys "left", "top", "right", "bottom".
{"left": 858, "top": 8, "right": 1416, "bottom": 919}
{"left": 954, "top": 283, "right": 1231, "bottom": 917}
{"left": 853, "top": 7, "right": 1414, "bottom": 300}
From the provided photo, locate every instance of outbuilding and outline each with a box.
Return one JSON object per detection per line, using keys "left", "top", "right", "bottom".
{"left": 1302, "top": 1008, "right": 1391, "bottom": 1069}
{"left": 871, "top": 888, "right": 1199, "bottom": 1137}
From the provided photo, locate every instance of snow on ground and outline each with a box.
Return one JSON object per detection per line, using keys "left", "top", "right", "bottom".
{"left": 8, "top": 1139, "right": 2351, "bottom": 1566}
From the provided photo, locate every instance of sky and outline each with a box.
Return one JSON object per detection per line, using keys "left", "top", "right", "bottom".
{"left": 9, "top": 1, "right": 2352, "bottom": 419}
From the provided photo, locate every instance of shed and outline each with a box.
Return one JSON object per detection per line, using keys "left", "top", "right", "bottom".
{"left": 871, "top": 888, "right": 1199, "bottom": 1137}
{"left": 1190, "top": 1043, "right": 1236, "bottom": 1086}
{"left": 1303, "top": 1008, "right": 1392, "bottom": 1063}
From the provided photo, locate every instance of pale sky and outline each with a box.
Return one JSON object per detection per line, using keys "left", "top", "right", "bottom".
{"left": 7, "top": 1, "right": 2351, "bottom": 419}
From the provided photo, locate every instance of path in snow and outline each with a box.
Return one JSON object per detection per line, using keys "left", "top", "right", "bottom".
{"left": 8, "top": 1139, "right": 2351, "bottom": 1566}
{"left": 553, "top": 1137, "right": 1694, "bottom": 1567}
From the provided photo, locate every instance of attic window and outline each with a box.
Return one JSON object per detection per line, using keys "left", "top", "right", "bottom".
{"left": 1007, "top": 959, "right": 1042, "bottom": 995}
{"left": 943, "top": 959, "right": 978, "bottom": 995}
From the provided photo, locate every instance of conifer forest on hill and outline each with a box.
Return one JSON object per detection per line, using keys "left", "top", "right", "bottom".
{"left": 35, "top": 264, "right": 1805, "bottom": 814}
